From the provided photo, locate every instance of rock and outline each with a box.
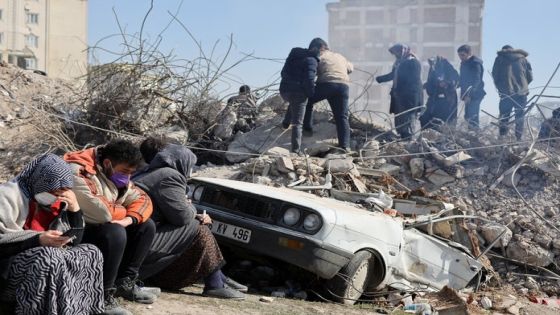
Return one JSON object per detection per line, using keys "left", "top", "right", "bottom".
{"left": 506, "top": 303, "right": 521, "bottom": 315}
{"left": 306, "top": 142, "right": 331, "bottom": 156}
{"left": 259, "top": 296, "right": 274, "bottom": 303}
{"left": 265, "top": 146, "right": 290, "bottom": 157}
{"left": 443, "top": 151, "right": 472, "bottom": 167}
{"left": 328, "top": 158, "right": 355, "bottom": 173}
{"left": 535, "top": 235, "right": 552, "bottom": 249}
{"left": 544, "top": 206, "right": 558, "bottom": 217}
{"left": 494, "top": 297, "right": 517, "bottom": 310}
{"left": 276, "top": 157, "right": 294, "bottom": 173}
{"left": 213, "top": 109, "right": 237, "bottom": 139}
{"left": 503, "top": 173, "right": 522, "bottom": 187}
{"left": 361, "top": 140, "right": 379, "bottom": 158}
{"left": 378, "top": 163, "right": 401, "bottom": 176}
{"left": 271, "top": 291, "right": 286, "bottom": 298}
{"left": 480, "top": 296, "right": 492, "bottom": 309}
{"left": 524, "top": 276, "right": 540, "bottom": 290}
{"left": 506, "top": 240, "right": 554, "bottom": 267}
{"left": 254, "top": 176, "right": 272, "bottom": 186}
{"left": 480, "top": 224, "right": 513, "bottom": 247}
{"left": 292, "top": 291, "right": 308, "bottom": 300}
{"left": 426, "top": 169, "right": 455, "bottom": 186}
{"left": 409, "top": 158, "right": 425, "bottom": 179}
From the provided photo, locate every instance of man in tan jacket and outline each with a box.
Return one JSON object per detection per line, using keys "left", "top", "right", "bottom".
{"left": 303, "top": 42, "right": 353, "bottom": 152}
{"left": 65, "top": 139, "right": 158, "bottom": 315}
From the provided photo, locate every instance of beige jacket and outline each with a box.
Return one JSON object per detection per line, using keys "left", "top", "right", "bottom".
{"left": 317, "top": 50, "right": 353, "bottom": 84}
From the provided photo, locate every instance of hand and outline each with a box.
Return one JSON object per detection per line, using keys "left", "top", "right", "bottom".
{"left": 39, "top": 230, "right": 71, "bottom": 247}
{"left": 196, "top": 214, "right": 212, "bottom": 225}
{"left": 111, "top": 217, "right": 133, "bottom": 227}
{"left": 56, "top": 190, "right": 80, "bottom": 212}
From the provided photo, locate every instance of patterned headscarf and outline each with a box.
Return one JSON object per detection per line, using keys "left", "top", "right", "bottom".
{"left": 15, "top": 153, "right": 74, "bottom": 198}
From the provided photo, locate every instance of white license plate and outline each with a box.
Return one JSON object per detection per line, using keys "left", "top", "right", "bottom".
{"left": 210, "top": 220, "right": 252, "bottom": 244}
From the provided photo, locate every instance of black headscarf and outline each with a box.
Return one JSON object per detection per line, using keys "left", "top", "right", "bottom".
{"left": 148, "top": 144, "right": 197, "bottom": 179}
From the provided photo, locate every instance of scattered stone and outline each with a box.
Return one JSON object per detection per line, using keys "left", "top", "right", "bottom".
{"left": 276, "top": 157, "right": 294, "bottom": 173}
{"left": 378, "top": 163, "right": 401, "bottom": 176}
{"left": 506, "top": 240, "right": 554, "bottom": 267}
{"left": 443, "top": 151, "right": 472, "bottom": 167}
{"left": 480, "top": 296, "right": 492, "bottom": 309}
{"left": 361, "top": 140, "right": 379, "bottom": 158}
{"left": 480, "top": 224, "right": 513, "bottom": 247}
{"left": 328, "top": 158, "right": 355, "bottom": 173}
{"left": 426, "top": 169, "right": 455, "bottom": 186}
{"left": 409, "top": 158, "right": 425, "bottom": 179}
{"left": 271, "top": 291, "right": 286, "bottom": 298}
{"left": 259, "top": 296, "right": 274, "bottom": 303}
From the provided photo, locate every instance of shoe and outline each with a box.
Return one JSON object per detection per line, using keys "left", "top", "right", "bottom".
{"left": 135, "top": 279, "right": 161, "bottom": 297}
{"left": 102, "top": 289, "right": 132, "bottom": 315}
{"left": 302, "top": 128, "right": 313, "bottom": 137}
{"left": 203, "top": 287, "right": 246, "bottom": 300}
{"left": 281, "top": 122, "right": 290, "bottom": 129}
{"left": 224, "top": 277, "right": 248, "bottom": 293}
{"left": 115, "top": 276, "right": 157, "bottom": 304}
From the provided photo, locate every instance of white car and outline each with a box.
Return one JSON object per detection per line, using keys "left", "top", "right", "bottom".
{"left": 189, "top": 177, "right": 490, "bottom": 304}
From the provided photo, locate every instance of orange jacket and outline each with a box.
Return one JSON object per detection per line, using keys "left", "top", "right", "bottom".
{"left": 64, "top": 148, "right": 153, "bottom": 224}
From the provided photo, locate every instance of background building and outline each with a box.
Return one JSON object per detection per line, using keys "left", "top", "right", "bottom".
{"left": 0, "top": 0, "right": 87, "bottom": 79}
{"left": 327, "top": 0, "right": 485, "bottom": 123}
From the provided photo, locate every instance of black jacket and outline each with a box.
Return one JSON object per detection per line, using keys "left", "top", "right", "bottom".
{"left": 376, "top": 56, "right": 423, "bottom": 114}
{"left": 280, "top": 47, "right": 319, "bottom": 97}
{"left": 492, "top": 48, "right": 533, "bottom": 96}
{"left": 459, "top": 56, "right": 486, "bottom": 99}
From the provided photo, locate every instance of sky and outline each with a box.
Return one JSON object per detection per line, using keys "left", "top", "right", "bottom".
{"left": 88, "top": 0, "right": 560, "bottom": 115}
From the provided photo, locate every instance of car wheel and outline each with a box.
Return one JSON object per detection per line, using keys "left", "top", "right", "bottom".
{"left": 327, "top": 250, "right": 373, "bottom": 305}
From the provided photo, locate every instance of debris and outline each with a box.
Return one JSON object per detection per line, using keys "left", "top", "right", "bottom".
{"left": 480, "top": 296, "right": 492, "bottom": 309}
{"left": 276, "top": 157, "right": 294, "bottom": 173}
{"left": 378, "top": 163, "right": 401, "bottom": 176}
{"left": 425, "top": 169, "right": 455, "bottom": 186}
{"left": 328, "top": 158, "right": 355, "bottom": 173}
{"left": 409, "top": 158, "right": 425, "bottom": 179}
{"left": 506, "top": 239, "right": 554, "bottom": 267}
{"left": 442, "top": 151, "right": 472, "bottom": 167}
{"left": 480, "top": 224, "right": 513, "bottom": 247}
{"left": 259, "top": 296, "right": 274, "bottom": 303}
{"left": 348, "top": 173, "right": 368, "bottom": 193}
{"left": 271, "top": 291, "right": 286, "bottom": 298}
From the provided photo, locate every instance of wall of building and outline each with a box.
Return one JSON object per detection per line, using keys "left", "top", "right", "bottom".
{"left": 327, "top": 0, "right": 484, "bottom": 123}
{"left": 0, "top": 0, "right": 87, "bottom": 80}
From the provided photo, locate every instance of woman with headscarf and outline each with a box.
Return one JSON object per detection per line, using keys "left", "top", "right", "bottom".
{"left": 133, "top": 140, "right": 246, "bottom": 299}
{"left": 0, "top": 154, "right": 104, "bottom": 315}
{"left": 376, "top": 43, "right": 423, "bottom": 139}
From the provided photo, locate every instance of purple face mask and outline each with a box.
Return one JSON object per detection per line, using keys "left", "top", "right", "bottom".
{"left": 110, "top": 172, "right": 130, "bottom": 188}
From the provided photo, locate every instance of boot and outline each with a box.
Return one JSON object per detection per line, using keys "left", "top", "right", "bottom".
{"left": 102, "top": 289, "right": 132, "bottom": 315}
{"left": 115, "top": 276, "right": 158, "bottom": 304}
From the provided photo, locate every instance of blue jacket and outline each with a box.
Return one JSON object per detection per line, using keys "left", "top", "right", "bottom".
{"left": 280, "top": 48, "right": 319, "bottom": 97}
{"left": 459, "top": 56, "right": 486, "bottom": 99}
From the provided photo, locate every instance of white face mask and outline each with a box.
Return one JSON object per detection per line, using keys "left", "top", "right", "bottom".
{"left": 34, "top": 192, "right": 58, "bottom": 206}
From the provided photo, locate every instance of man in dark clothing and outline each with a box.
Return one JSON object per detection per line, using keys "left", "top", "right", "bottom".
{"left": 226, "top": 85, "right": 258, "bottom": 133}
{"left": 420, "top": 56, "right": 460, "bottom": 129}
{"left": 376, "top": 43, "right": 423, "bottom": 139}
{"left": 492, "top": 45, "right": 533, "bottom": 140}
{"left": 457, "top": 44, "right": 486, "bottom": 130}
{"left": 280, "top": 38, "right": 323, "bottom": 154}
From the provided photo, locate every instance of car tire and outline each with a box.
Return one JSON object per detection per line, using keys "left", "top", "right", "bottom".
{"left": 326, "top": 250, "right": 373, "bottom": 305}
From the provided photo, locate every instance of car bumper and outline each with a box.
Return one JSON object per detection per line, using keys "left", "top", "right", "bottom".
{"left": 201, "top": 208, "right": 352, "bottom": 279}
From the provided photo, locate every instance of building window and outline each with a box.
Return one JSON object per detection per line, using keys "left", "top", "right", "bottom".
{"left": 26, "top": 13, "right": 39, "bottom": 24}
{"left": 0, "top": 33, "right": 3, "bottom": 45}
{"left": 25, "top": 34, "right": 38, "bottom": 48}
{"left": 24, "top": 58, "right": 37, "bottom": 69}
{"left": 0, "top": 9, "right": 3, "bottom": 21}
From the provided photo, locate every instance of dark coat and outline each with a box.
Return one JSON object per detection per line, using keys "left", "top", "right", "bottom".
{"left": 421, "top": 57, "right": 459, "bottom": 126}
{"left": 459, "top": 56, "right": 486, "bottom": 99}
{"left": 376, "top": 56, "right": 423, "bottom": 114}
{"left": 133, "top": 145, "right": 201, "bottom": 279}
{"left": 280, "top": 47, "right": 319, "bottom": 97}
{"left": 492, "top": 48, "right": 533, "bottom": 96}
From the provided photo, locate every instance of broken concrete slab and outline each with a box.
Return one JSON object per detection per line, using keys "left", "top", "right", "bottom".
{"left": 426, "top": 169, "right": 455, "bottom": 186}
{"left": 378, "top": 163, "right": 401, "bottom": 176}
{"left": 480, "top": 224, "right": 512, "bottom": 247}
{"left": 349, "top": 173, "right": 368, "bottom": 193}
{"left": 276, "top": 157, "right": 294, "bottom": 173}
{"left": 506, "top": 240, "right": 554, "bottom": 267}
{"left": 328, "top": 158, "right": 355, "bottom": 173}
{"left": 443, "top": 151, "right": 472, "bottom": 167}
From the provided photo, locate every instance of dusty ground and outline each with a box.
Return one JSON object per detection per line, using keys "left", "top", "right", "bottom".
{"left": 122, "top": 285, "right": 385, "bottom": 315}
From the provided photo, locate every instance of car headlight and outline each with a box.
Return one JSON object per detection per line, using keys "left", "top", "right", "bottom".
{"left": 283, "top": 208, "right": 301, "bottom": 226}
{"left": 193, "top": 186, "right": 204, "bottom": 201}
{"left": 303, "top": 214, "right": 321, "bottom": 231}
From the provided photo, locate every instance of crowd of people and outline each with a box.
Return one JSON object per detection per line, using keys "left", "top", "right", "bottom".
{"left": 279, "top": 38, "right": 533, "bottom": 152}
{"left": 0, "top": 138, "right": 247, "bottom": 315}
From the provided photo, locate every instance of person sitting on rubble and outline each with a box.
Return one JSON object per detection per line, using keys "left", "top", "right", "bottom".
{"left": 0, "top": 154, "right": 104, "bottom": 315}
{"left": 133, "top": 137, "right": 246, "bottom": 299}
{"left": 64, "top": 139, "right": 159, "bottom": 315}
{"left": 302, "top": 41, "right": 354, "bottom": 153}
{"left": 228, "top": 85, "right": 258, "bottom": 133}
{"left": 280, "top": 38, "right": 323, "bottom": 154}
{"left": 539, "top": 107, "right": 560, "bottom": 140}
{"left": 420, "top": 56, "right": 459, "bottom": 130}
{"left": 376, "top": 43, "right": 423, "bottom": 139}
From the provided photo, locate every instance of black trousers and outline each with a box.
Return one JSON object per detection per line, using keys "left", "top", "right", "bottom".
{"left": 83, "top": 219, "right": 156, "bottom": 289}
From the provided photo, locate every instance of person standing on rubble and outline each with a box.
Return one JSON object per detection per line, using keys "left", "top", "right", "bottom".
{"left": 302, "top": 42, "right": 354, "bottom": 153}
{"left": 280, "top": 38, "right": 324, "bottom": 154}
{"left": 376, "top": 43, "right": 423, "bottom": 139}
{"left": 492, "top": 45, "right": 533, "bottom": 140}
{"left": 457, "top": 44, "right": 486, "bottom": 130}
{"left": 420, "top": 56, "right": 460, "bottom": 129}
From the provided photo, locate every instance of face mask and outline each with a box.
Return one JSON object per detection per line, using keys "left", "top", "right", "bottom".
{"left": 106, "top": 161, "right": 130, "bottom": 189}
{"left": 34, "top": 192, "right": 58, "bottom": 206}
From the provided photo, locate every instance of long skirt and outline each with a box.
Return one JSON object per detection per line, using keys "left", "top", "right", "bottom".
{"left": 6, "top": 244, "right": 104, "bottom": 315}
{"left": 143, "top": 225, "right": 225, "bottom": 290}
